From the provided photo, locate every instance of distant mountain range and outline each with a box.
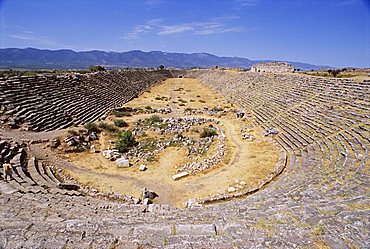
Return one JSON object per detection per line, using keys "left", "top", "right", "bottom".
{"left": 0, "top": 47, "right": 331, "bottom": 70}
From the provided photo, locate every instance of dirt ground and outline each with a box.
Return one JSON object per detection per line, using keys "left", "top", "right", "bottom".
{"left": 57, "top": 78, "right": 279, "bottom": 207}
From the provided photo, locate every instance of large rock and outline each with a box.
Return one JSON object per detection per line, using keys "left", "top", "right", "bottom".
{"left": 116, "top": 158, "right": 130, "bottom": 167}
{"left": 141, "top": 187, "right": 159, "bottom": 200}
{"left": 57, "top": 183, "right": 79, "bottom": 191}
{"left": 172, "top": 171, "right": 189, "bottom": 180}
{"left": 50, "top": 138, "right": 60, "bottom": 148}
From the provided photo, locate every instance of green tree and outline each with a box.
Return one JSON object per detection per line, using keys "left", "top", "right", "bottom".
{"left": 328, "top": 69, "right": 340, "bottom": 77}
{"left": 115, "top": 130, "right": 137, "bottom": 153}
{"left": 84, "top": 122, "right": 99, "bottom": 133}
{"left": 114, "top": 119, "right": 128, "bottom": 127}
{"left": 200, "top": 127, "right": 218, "bottom": 138}
{"left": 332, "top": 69, "right": 340, "bottom": 77}
{"left": 89, "top": 65, "right": 106, "bottom": 72}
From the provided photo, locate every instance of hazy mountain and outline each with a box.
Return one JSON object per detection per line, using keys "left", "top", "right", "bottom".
{"left": 0, "top": 47, "right": 330, "bottom": 70}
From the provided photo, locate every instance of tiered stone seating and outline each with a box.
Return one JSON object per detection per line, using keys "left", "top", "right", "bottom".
{"left": 0, "top": 139, "right": 82, "bottom": 196}
{"left": 0, "top": 70, "right": 368, "bottom": 248}
{"left": 0, "top": 69, "right": 173, "bottom": 131}
{"left": 185, "top": 70, "right": 369, "bottom": 247}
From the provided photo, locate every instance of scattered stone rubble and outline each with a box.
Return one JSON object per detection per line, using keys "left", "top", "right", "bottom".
{"left": 177, "top": 127, "right": 226, "bottom": 174}
{"left": 110, "top": 117, "right": 225, "bottom": 167}
{"left": 262, "top": 127, "right": 279, "bottom": 136}
{"left": 183, "top": 107, "right": 228, "bottom": 116}
{"left": 103, "top": 149, "right": 121, "bottom": 160}
{"left": 111, "top": 106, "right": 172, "bottom": 116}
{"left": 241, "top": 134, "right": 255, "bottom": 140}
{"left": 134, "top": 116, "right": 221, "bottom": 136}
{"left": 62, "top": 130, "right": 98, "bottom": 152}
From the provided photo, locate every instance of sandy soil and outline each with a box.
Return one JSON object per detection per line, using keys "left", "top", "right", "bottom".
{"left": 60, "top": 78, "right": 279, "bottom": 207}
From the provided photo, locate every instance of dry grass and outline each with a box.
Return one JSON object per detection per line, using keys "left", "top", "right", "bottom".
{"left": 297, "top": 71, "right": 370, "bottom": 81}
{"left": 62, "top": 78, "right": 279, "bottom": 207}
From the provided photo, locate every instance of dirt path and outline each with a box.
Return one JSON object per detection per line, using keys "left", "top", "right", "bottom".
{"left": 61, "top": 78, "right": 279, "bottom": 207}
{"left": 0, "top": 128, "right": 66, "bottom": 142}
{"left": 3, "top": 78, "right": 279, "bottom": 207}
{"left": 168, "top": 79, "right": 183, "bottom": 117}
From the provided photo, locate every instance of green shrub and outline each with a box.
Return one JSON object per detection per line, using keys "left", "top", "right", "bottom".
{"left": 112, "top": 110, "right": 132, "bottom": 117}
{"left": 200, "top": 127, "right": 218, "bottom": 138}
{"left": 212, "top": 106, "right": 224, "bottom": 112}
{"left": 111, "top": 110, "right": 124, "bottom": 117}
{"left": 145, "top": 106, "right": 152, "bottom": 110}
{"left": 99, "top": 122, "right": 119, "bottom": 133}
{"left": 147, "top": 115, "right": 162, "bottom": 124}
{"left": 147, "top": 155, "right": 157, "bottom": 162}
{"left": 115, "top": 130, "right": 137, "bottom": 153}
{"left": 89, "top": 65, "right": 106, "bottom": 72}
{"left": 84, "top": 122, "right": 99, "bottom": 133}
{"left": 114, "top": 119, "right": 128, "bottom": 127}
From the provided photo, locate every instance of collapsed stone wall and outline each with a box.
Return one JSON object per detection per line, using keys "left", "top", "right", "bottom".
{"left": 0, "top": 69, "right": 172, "bottom": 131}
{"left": 250, "top": 61, "right": 294, "bottom": 73}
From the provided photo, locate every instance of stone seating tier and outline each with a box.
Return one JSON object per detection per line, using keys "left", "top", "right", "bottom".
{"left": 0, "top": 70, "right": 368, "bottom": 248}
{"left": 0, "top": 69, "right": 173, "bottom": 131}
{"left": 0, "top": 139, "right": 82, "bottom": 196}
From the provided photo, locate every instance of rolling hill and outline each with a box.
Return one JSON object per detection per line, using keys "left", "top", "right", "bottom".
{"left": 0, "top": 47, "right": 330, "bottom": 70}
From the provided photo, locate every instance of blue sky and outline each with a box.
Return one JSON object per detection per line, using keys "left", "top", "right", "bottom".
{"left": 0, "top": 0, "right": 369, "bottom": 67}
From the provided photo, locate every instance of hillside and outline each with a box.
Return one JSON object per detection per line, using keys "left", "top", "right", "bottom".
{"left": 0, "top": 47, "right": 329, "bottom": 70}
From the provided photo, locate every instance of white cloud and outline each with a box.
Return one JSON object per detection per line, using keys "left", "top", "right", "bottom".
{"left": 122, "top": 24, "right": 153, "bottom": 40}
{"left": 123, "top": 18, "right": 245, "bottom": 39}
{"left": 157, "top": 21, "right": 243, "bottom": 36}
{"left": 8, "top": 31, "right": 74, "bottom": 49}
{"left": 195, "top": 26, "right": 243, "bottom": 35}
{"left": 145, "top": 0, "right": 164, "bottom": 5}
{"left": 158, "top": 24, "right": 194, "bottom": 35}
{"left": 9, "top": 31, "right": 54, "bottom": 44}
{"left": 235, "top": 0, "right": 259, "bottom": 7}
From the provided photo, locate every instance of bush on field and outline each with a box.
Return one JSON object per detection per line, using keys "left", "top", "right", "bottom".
{"left": 200, "top": 127, "right": 217, "bottom": 138}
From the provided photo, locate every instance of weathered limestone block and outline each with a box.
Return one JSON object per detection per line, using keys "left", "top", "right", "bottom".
{"left": 116, "top": 158, "right": 130, "bottom": 167}
{"left": 172, "top": 171, "right": 189, "bottom": 180}
{"left": 175, "top": 224, "right": 216, "bottom": 236}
